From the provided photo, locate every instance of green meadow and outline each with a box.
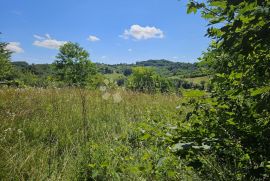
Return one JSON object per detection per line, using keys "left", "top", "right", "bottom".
{"left": 0, "top": 88, "right": 203, "bottom": 180}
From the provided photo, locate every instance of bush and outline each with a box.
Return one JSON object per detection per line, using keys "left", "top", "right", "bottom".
{"left": 128, "top": 67, "right": 172, "bottom": 93}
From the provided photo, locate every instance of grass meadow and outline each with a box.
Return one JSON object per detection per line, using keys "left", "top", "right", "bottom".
{"left": 0, "top": 87, "right": 199, "bottom": 180}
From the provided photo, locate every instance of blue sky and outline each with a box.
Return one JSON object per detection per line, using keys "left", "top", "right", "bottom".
{"left": 1, "top": 0, "right": 210, "bottom": 64}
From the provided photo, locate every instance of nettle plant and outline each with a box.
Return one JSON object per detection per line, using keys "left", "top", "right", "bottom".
{"left": 171, "top": 0, "right": 270, "bottom": 180}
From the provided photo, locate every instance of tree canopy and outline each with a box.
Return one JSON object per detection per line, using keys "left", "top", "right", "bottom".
{"left": 0, "top": 36, "right": 13, "bottom": 81}
{"left": 53, "top": 42, "right": 97, "bottom": 86}
{"left": 128, "top": 67, "right": 172, "bottom": 93}
{"left": 171, "top": 0, "right": 270, "bottom": 180}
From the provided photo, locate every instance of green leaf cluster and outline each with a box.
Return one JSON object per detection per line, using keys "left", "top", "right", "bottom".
{"left": 53, "top": 42, "right": 97, "bottom": 86}
{"left": 173, "top": 0, "right": 270, "bottom": 179}
{"left": 127, "top": 67, "right": 173, "bottom": 93}
{"left": 0, "top": 36, "right": 13, "bottom": 82}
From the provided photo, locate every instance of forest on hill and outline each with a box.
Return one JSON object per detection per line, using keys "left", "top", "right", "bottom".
{"left": 12, "top": 59, "right": 206, "bottom": 78}
{"left": 9, "top": 59, "right": 210, "bottom": 92}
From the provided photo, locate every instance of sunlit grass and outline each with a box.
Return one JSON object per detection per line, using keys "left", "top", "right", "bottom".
{"left": 0, "top": 87, "right": 197, "bottom": 180}
{"left": 183, "top": 76, "right": 210, "bottom": 84}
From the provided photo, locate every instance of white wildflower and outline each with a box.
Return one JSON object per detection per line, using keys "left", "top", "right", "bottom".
{"left": 102, "top": 92, "right": 111, "bottom": 100}
{"left": 99, "top": 86, "right": 107, "bottom": 92}
{"left": 176, "top": 105, "right": 181, "bottom": 109}
{"left": 104, "top": 79, "right": 109, "bottom": 85}
{"left": 113, "top": 93, "right": 122, "bottom": 103}
{"left": 17, "top": 129, "right": 23, "bottom": 134}
{"left": 4, "top": 128, "right": 12, "bottom": 132}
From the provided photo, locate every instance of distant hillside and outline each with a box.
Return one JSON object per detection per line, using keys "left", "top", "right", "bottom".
{"left": 97, "top": 59, "right": 206, "bottom": 78}
{"left": 135, "top": 59, "right": 202, "bottom": 77}
{"left": 12, "top": 59, "right": 207, "bottom": 79}
{"left": 12, "top": 61, "right": 52, "bottom": 77}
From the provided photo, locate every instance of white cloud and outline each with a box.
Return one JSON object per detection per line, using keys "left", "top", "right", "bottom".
{"left": 45, "top": 34, "right": 51, "bottom": 39}
{"left": 33, "top": 34, "right": 67, "bottom": 49}
{"left": 128, "top": 48, "right": 132, "bottom": 52}
{"left": 5, "top": 42, "right": 24, "bottom": 53}
{"left": 87, "top": 35, "right": 100, "bottom": 42}
{"left": 121, "top": 24, "right": 164, "bottom": 40}
{"left": 33, "top": 34, "right": 45, "bottom": 40}
{"left": 101, "top": 56, "right": 107, "bottom": 59}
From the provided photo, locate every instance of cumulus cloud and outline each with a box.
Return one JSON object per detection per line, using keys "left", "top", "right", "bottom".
{"left": 5, "top": 42, "right": 24, "bottom": 53}
{"left": 33, "top": 34, "right": 67, "bottom": 49}
{"left": 87, "top": 35, "right": 100, "bottom": 42}
{"left": 121, "top": 24, "right": 164, "bottom": 40}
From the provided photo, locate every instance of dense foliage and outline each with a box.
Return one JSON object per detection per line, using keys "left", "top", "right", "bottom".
{"left": 0, "top": 37, "right": 13, "bottom": 81}
{"left": 2, "top": 1, "right": 269, "bottom": 180}
{"left": 171, "top": 0, "right": 270, "bottom": 180}
{"left": 53, "top": 42, "right": 97, "bottom": 86}
{"left": 8, "top": 59, "right": 208, "bottom": 92}
{"left": 127, "top": 67, "right": 173, "bottom": 93}
{"left": 98, "top": 59, "right": 207, "bottom": 78}
{"left": 136, "top": 59, "right": 205, "bottom": 77}
{"left": 0, "top": 88, "right": 202, "bottom": 180}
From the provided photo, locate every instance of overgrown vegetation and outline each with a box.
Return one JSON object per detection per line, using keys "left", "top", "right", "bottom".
{"left": 127, "top": 67, "right": 173, "bottom": 93}
{"left": 8, "top": 58, "right": 209, "bottom": 92}
{"left": 0, "top": 0, "right": 269, "bottom": 180}
{"left": 0, "top": 36, "right": 13, "bottom": 82}
{"left": 170, "top": 0, "right": 270, "bottom": 180}
{"left": 0, "top": 87, "right": 203, "bottom": 180}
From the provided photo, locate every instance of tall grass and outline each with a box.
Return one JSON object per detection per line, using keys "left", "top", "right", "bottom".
{"left": 0, "top": 87, "right": 197, "bottom": 180}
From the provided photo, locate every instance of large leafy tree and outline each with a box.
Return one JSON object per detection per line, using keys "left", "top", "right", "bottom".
{"left": 172, "top": 0, "right": 270, "bottom": 180}
{"left": 0, "top": 35, "right": 13, "bottom": 81}
{"left": 53, "top": 42, "right": 97, "bottom": 86}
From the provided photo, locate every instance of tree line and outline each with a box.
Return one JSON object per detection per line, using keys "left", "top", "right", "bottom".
{"left": 0, "top": 40, "right": 209, "bottom": 93}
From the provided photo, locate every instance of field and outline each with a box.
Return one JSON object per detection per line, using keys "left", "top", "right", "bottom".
{"left": 0, "top": 88, "right": 200, "bottom": 180}
{"left": 1, "top": 0, "right": 269, "bottom": 179}
{"left": 183, "top": 76, "right": 210, "bottom": 85}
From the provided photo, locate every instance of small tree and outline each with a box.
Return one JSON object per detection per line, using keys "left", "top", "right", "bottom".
{"left": 128, "top": 67, "right": 172, "bottom": 93}
{"left": 128, "top": 67, "right": 158, "bottom": 93}
{"left": 53, "top": 42, "right": 97, "bottom": 86}
{"left": 0, "top": 35, "right": 13, "bottom": 81}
